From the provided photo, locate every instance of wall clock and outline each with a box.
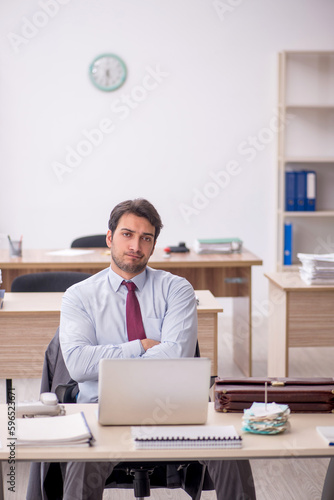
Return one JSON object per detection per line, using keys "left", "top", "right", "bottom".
{"left": 89, "top": 53, "right": 127, "bottom": 91}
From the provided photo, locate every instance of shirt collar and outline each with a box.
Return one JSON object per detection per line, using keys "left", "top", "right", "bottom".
{"left": 108, "top": 266, "right": 147, "bottom": 292}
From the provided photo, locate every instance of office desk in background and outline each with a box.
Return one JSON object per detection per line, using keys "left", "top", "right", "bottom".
{"left": 0, "top": 290, "right": 222, "bottom": 380}
{"left": 0, "top": 247, "right": 262, "bottom": 376}
{"left": 265, "top": 272, "right": 334, "bottom": 377}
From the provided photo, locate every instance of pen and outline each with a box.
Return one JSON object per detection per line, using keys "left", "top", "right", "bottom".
{"left": 7, "top": 235, "right": 13, "bottom": 249}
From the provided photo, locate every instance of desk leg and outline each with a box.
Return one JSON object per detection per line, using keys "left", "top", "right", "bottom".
{"left": 197, "top": 313, "right": 218, "bottom": 377}
{"left": 0, "top": 462, "right": 4, "bottom": 500}
{"left": 267, "top": 283, "right": 288, "bottom": 377}
{"left": 233, "top": 296, "right": 251, "bottom": 376}
{"left": 6, "top": 379, "right": 12, "bottom": 405}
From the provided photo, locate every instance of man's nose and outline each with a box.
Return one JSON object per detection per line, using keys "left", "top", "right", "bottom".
{"left": 129, "top": 237, "right": 141, "bottom": 252}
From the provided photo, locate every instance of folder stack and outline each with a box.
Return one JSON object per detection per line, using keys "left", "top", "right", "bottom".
{"left": 285, "top": 170, "right": 316, "bottom": 211}
{"left": 194, "top": 238, "right": 242, "bottom": 254}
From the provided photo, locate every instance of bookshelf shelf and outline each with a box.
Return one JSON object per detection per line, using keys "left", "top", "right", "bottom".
{"left": 283, "top": 210, "right": 334, "bottom": 217}
{"left": 281, "top": 157, "right": 334, "bottom": 163}
{"left": 277, "top": 51, "right": 334, "bottom": 271}
{"left": 286, "top": 104, "right": 334, "bottom": 111}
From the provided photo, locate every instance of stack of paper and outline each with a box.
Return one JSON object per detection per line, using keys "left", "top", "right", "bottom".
{"left": 16, "top": 412, "right": 94, "bottom": 447}
{"left": 297, "top": 253, "right": 334, "bottom": 285}
{"left": 194, "top": 238, "right": 242, "bottom": 254}
{"left": 242, "top": 402, "right": 290, "bottom": 435}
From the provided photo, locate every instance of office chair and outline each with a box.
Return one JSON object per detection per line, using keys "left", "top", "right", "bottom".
{"left": 26, "top": 329, "right": 214, "bottom": 500}
{"left": 7, "top": 272, "right": 92, "bottom": 404}
{"left": 71, "top": 234, "right": 107, "bottom": 248}
{"left": 10, "top": 271, "right": 92, "bottom": 292}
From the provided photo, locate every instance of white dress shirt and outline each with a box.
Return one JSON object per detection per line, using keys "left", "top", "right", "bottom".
{"left": 59, "top": 266, "right": 198, "bottom": 403}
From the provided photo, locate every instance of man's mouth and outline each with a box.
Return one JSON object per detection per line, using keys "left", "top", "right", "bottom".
{"left": 126, "top": 253, "right": 143, "bottom": 260}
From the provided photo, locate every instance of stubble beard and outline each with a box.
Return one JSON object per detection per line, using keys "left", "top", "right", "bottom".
{"left": 111, "top": 252, "right": 148, "bottom": 275}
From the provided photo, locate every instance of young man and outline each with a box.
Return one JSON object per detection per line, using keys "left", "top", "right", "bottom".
{"left": 59, "top": 198, "right": 256, "bottom": 500}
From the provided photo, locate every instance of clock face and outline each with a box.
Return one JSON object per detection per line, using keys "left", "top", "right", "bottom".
{"left": 89, "top": 54, "right": 127, "bottom": 91}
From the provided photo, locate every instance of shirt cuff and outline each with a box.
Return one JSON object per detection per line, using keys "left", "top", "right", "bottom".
{"left": 122, "top": 339, "right": 144, "bottom": 358}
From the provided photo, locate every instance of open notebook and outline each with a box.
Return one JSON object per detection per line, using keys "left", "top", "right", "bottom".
{"left": 98, "top": 358, "right": 211, "bottom": 426}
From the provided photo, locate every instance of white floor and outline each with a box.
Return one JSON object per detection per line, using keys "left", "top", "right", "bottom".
{"left": 1, "top": 311, "right": 333, "bottom": 499}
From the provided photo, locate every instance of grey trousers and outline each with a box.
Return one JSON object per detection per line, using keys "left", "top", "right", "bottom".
{"left": 62, "top": 459, "right": 256, "bottom": 500}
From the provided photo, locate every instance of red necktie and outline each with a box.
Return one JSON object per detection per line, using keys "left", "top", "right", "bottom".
{"left": 122, "top": 281, "right": 146, "bottom": 341}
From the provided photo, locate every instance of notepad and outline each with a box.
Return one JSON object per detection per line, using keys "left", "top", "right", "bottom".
{"left": 16, "top": 412, "right": 94, "bottom": 447}
{"left": 316, "top": 426, "right": 334, "bottom": 446}
{"left": 131, "top": 425, "right": 242, "bottom": 449}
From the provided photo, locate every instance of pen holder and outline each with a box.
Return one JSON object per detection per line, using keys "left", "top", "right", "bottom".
{"left": 9, "top": 239, "right": 22, "bottom": 258}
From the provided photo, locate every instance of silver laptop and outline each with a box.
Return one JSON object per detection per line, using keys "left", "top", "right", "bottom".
{"left": 98, "top": 358, "right": 211, "bottom": 426}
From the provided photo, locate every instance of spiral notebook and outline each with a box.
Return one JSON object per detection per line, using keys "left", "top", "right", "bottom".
{"left": 131, "top": 425, "right": 242, "bottom": 449}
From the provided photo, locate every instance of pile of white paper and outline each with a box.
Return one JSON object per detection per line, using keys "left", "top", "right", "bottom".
{"left": 297, "top": 253, "right": 334, "bottom": 285}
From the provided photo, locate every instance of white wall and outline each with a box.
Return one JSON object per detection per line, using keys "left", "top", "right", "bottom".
{"left": 1, "top": 0, "right": 334, "bottom": 310}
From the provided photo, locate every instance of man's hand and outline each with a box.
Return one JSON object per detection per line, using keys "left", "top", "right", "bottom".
{"left": 141, "top": 339, "right": 160, "bottom": 351}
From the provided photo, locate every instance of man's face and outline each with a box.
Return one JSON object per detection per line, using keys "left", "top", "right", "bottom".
{"left": 106, "top": 213, "right": 156, "bottom": 279}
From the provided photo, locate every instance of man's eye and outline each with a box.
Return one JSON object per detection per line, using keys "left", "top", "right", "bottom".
{"left": 143, "top": 237, "right": 152, "bottom": 242}
{"left": 123, "top": 232, "right": 131, "bottom": 237}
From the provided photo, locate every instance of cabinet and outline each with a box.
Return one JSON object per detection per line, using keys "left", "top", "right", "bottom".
{"left": 277, "top": 51, "right": 334, "bottom": 270}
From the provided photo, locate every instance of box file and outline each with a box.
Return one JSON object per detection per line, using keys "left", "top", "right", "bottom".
{"left": 296, "top": 171, "right": 307, "bottom": 211}
{"left": 285, "top": 172, "right": 296, "bottom": 211}
{"left": 284, "top": 223, "right": 292, "bottom": 265}
{"left": 306, "top": 171, "right": 316, "bottom": 211}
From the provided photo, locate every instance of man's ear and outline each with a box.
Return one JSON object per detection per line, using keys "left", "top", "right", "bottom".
{"left": 106, "top": 230, "right": 112, "bottom": 248}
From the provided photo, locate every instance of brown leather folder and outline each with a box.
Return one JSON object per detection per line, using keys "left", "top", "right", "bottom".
{"left": 214, "top": 377, "right": 334, "bottom": 413}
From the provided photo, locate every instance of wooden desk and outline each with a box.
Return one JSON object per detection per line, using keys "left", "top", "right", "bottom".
{"left": 265, "top": 272, "right": 334, "bottom": 377}
{"left": 0, "top": 248, "right": 262, "bottom": 375}
{"left": 0, "top": 290, "right": 222, "bottom": 380}
{"left": 1, "top": 403, "right": 334, "bottom": 500}
{"left": 1, "top": 403, "right": 334, "bottom": 462}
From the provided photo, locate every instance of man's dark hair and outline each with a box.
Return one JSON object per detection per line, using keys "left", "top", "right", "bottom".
{"left": 108, "top": 199, "right": 163, "bottom": 242}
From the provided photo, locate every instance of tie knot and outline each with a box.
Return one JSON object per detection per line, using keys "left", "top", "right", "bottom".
{"left": 122, "top": 280, "right": 136, "bottom": 292}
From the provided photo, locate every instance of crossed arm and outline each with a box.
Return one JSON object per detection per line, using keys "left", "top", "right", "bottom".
{"left": 60, "top": 281, "right": 197, "bottom": 383}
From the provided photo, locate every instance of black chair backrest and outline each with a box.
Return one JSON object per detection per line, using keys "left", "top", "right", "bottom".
{"left": 71, "top": 234, "right": 107, "bottom": 248}
{"left": 11, "top": 271, "right": 92, "bottom": 292}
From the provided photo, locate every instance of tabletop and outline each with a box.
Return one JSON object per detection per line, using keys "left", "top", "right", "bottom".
{"left": 0, "top": 248, "right": 263, "bottom": 269}
{"left": 264, "top": 272, "right": 334, "bottom": 292}
{"left": 1, "top": 403, "right": 334, "bottom": 462}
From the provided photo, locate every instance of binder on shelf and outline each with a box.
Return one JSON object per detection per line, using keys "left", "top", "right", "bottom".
{"left": 306, "top": 171, "right": 316, "bottom": 211}
{"left": 285, "top": 171, "right": 296, "bottom": 211}
{"left": 284, "top": 222, "right": 292, "bottom": 266}
{"left": 295, "top": 171, "right": 307, "bottom": 211}
{"left": 131, "top": 425, "right": 242, "bottom": 449}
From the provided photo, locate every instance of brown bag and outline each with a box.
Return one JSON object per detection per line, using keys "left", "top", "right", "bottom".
{"left": 214, "top": 377, "right": 334, "bottom": 413}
